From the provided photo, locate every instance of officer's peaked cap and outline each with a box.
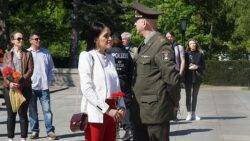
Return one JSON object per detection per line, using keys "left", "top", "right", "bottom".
{"left": 132, "top": 2, "right": 162, "bottom": 19}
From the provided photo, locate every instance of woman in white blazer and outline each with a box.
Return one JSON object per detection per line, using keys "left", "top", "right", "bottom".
{"left": 78, "top": 22, "right": 126, "bottom": 141}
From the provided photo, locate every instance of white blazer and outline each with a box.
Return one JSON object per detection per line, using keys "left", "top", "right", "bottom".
{"left": 78, "top": 50, "right": 125, "bottom": 123}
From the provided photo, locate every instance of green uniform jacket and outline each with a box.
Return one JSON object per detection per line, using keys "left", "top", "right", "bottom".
{"left": 133, "top": 32, "right": 180, "bottom": 124}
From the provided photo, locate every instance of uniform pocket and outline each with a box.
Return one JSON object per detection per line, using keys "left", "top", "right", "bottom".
{"left": 139, "top": 57, "right": 151, "bottom": 65}
{"left": 140, "top": 95, "right": 158, "bottom": 104}
{"left": 140, "top": 95, "right": 159, "bottom": 123}
{"left": 137, "top": 57, "right": 151, "bottom": 75}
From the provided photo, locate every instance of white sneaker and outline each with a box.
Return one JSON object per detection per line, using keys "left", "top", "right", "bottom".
{"left": 8, "top": 138, "right": 13, "bottom": 141}
{"left": 186, "top": 114, "right": 192, "bottom": 121}
{"left": 194, "top": 115, "right": 201, "bottom": 121}
{"left": 20, "top": 138, "right": 26, "bottom": 141}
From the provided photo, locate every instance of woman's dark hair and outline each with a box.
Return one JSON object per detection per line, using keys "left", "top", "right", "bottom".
{"left": 86, "top": 22, "right": 107, "bottom": 51}
{"left": 167, "top": 31, "right": 175, "bottom": 37}
{"left": 111, "top": 32, "right": 122, "bottom": 47}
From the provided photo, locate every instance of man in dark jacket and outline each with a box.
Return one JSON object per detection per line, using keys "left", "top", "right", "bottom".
{"left": 107, "top": 33, "right": 134, "bottom": 140}
{"left": 132, "top": 2, "right": 180, "bottom": 141}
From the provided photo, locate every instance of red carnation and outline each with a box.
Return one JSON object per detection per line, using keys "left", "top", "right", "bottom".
{"left": 2, "top": 66, "right": 14, "bottom": 77}
{"left": 111, "top": 91, "right": 125, "bottom": 99}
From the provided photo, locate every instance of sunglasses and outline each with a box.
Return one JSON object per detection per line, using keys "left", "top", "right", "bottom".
{"left": 15, "top": 37, "right": 24, "bottom": 42}
{"left": 32, "top": 38, "right": 40, "bottom": 41}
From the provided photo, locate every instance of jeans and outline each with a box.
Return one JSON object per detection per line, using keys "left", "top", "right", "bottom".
{"left": 3, "top": 87, "right": 32, "bottom": 138}
{"left": 29, "top": 89, "right": 55, "bottom": 134}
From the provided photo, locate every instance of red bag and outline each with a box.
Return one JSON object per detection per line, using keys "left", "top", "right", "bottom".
{"left": 70, "top": 113, "right": 88, "bottom": 132}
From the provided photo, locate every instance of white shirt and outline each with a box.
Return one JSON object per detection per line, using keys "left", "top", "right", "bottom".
{"left": 27, "top": 47, "right": 55, "bottom": 90}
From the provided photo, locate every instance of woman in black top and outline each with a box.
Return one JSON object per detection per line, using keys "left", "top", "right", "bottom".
{"left": 184, "top": 39, "right": 205, "bottom": 121}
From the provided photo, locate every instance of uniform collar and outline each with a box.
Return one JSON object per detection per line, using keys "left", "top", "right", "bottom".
{"left": 144, "top": 31, "right": 157, "bottom": 44}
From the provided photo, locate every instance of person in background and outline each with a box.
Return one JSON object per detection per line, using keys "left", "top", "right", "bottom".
{"left": 107, "top": 33, "right": 134, "bottom": 140}
{"left": 184, "top": 39, "right": 205, "bottom": 121}
{"left": 132, "top": 2, "right": 180, "bottom": 141}
{"left": 78, "top": 22, "right": 126, "bottom": 141}
{"left": 166, "top": 31, "right": 185, "bottom": 121}
{"left": 2, "top": 31, "right": 34, "bottom": 141}
{"left": 121, "top": 32, "right": 138, "bottom": 60}
{"left": 27, "top": 33, "right": 57, "bottom": 140}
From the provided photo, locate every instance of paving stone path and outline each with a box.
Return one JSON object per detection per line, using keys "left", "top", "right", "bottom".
{"left": 0, "top": 86, "right": 249, "bottom": 141}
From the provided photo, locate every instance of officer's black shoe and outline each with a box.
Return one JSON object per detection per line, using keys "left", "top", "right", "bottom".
{"left": 122, "top": 129, "right": 133, "bottom": 141}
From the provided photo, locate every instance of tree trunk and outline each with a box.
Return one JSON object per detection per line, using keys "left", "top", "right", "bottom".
{"left": 69, "top": 0, "right": 78, "bottom": 68}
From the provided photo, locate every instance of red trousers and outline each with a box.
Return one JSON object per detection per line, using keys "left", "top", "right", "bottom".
{"left": 85, "top": 99, "right": 116, "bottom": 141}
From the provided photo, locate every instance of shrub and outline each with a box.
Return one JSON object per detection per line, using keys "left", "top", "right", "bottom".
{"left": 204, "top": 60, "right": 250, "bottom": 86}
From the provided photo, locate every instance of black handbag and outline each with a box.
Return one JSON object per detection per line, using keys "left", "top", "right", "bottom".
{"left": 70, "top": 113, "right": 88, "bottom": 132}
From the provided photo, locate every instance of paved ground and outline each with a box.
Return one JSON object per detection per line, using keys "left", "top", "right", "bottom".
{"left": 0, "top": 86, "right": 249, "bottom": 141}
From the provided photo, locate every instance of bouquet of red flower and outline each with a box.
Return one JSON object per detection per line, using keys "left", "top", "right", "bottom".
{"left": 110, "top": 91, "right": 125, "bottom": 99}
{"left": 2, "top": 66, "right": 26, "bottom": 113}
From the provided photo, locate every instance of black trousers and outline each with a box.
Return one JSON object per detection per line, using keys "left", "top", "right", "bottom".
{"left": 185, "top": 82, "right": 201, "bottom": 112}
{"left": 3, "top": 87, "right": 32, "bottom": 138}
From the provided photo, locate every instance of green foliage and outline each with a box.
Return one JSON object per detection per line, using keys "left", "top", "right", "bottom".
{"left": 222, "top": 0, "right": 250, "bottom": 54}
{"left": 47, "top": 42, "right": 70, "bottom": 57}
{"left": 204, "top": 60, "right": 250, "bottom": 86}
{"left": 78, "top": 40, "right": 87, "bottom": 53}
{"left": 5, "top": 0, "right": 250, "bottom": 68}
{"left": 7, "top": 0, "right": 71, "bottom": 56}
{"left": 73, "top": 0, "right": 125, "bottom": 40}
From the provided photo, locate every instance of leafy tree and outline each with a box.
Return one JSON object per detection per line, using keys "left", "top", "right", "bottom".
{"left": 0, "top": 0, "right": 8, "bottom": 50}
{"left": 8, "top": 0, "right": 71, "bottom": 53}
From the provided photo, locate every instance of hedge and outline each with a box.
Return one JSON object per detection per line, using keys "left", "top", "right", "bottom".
{"left": 53, "top": 58, "right": 250, "bottom": 86}
{"left": 204, "top": 60, "right": 250, "bottom": 86}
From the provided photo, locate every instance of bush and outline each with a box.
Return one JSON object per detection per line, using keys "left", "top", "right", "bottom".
{"left": 204, "top": 60, "right": 250, "bottom": 86}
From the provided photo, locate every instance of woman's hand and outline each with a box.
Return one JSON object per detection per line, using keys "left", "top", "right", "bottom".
{"left": 106, "top": 109, "right": 120, "bottom": 122}
{"left": 9, "top": 82, "right": 19, "bottom": 89}
{"left": 106, "top": 108, "right": 125, "bottom": 122}
{"left": 189, "top": 64, "right": 198, "bottom": 70}
{"left": 106, "top": 109, "right": 118, "bottom": 117}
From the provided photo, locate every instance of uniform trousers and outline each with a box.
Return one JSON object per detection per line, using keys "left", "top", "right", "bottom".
{"left": 133, "top": 121, "right": 170, "bottom": 141}
{"left": 85, "top": 99, "right": 116, "bottom": 141}
{"left": 146, "top": 121, "right": 170, "bottom": 141}
{"left": 130, "top": 96, "right": 170, "bottom": 141}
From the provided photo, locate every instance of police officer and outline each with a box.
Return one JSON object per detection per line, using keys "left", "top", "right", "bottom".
{"left": 106, "top": 33, "right": 134, "bottom": 140}
{"left": 131, "top": 2, "right": 180, "bottom": 141}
